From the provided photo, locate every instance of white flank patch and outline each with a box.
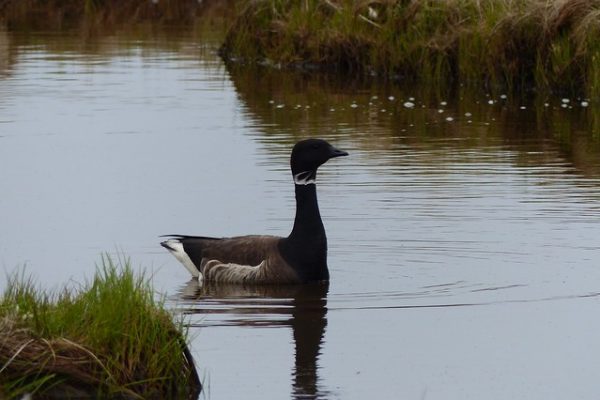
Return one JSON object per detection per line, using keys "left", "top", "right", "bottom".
{"left": 294, "top": 170, "right": 316, "bottom": 185}
{"left": 164, "top": 239, "right": 200, "bottom": 278}
{"left": 202, "top": 259, "right": 266, "bottom": 283}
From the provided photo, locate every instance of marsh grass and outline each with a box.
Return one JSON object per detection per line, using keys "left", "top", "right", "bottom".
{"left": 0, "top": 0, "right": 236, "bottom": 30}
{"left": 220, "top": 0, "right": 600, "bottom": 97}
{"left": 0, "top": 256, "right": 200, "bottom": 399}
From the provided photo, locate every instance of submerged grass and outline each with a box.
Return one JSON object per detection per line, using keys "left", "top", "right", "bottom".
{"left": 220, "top": 0, "right": 600, "bottom": 98}
{"left": 0, "top": 256, "right": 200, "bottom": 399}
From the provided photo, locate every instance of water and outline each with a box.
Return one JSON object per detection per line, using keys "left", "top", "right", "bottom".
{"left": 2, "top": 27, "right": 600, "bottom": 400}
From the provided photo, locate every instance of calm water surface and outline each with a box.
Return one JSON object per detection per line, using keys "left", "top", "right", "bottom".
{"left": 1, "top": 28, "right": 600, "bottom": 399}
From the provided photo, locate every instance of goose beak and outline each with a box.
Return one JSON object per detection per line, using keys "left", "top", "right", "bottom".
{"left": 329, "top": 146, "right": 349, "bottom": 158}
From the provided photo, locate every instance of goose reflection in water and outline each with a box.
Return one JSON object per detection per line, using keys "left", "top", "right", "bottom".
{"left": 177, "top": 280, "right": 329, "bottom": 400}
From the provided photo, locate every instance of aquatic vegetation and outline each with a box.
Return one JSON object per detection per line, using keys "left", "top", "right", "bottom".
{"left": 220, "top": 0, "right": 600, "bottom": 97}
{"left": 0, "top": 256, "right": 200, "bottom": 399}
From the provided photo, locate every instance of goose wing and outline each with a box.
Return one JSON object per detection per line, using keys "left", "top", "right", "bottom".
{"left": 161, "top": 235, "right": 287, "bottom": 281}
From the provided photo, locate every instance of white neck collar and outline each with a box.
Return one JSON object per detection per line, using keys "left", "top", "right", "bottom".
{"left": 293, "top": 170, "right": 316, "bottom": 185}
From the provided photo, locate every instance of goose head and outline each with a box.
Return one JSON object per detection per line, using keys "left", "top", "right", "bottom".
{"left": 290, "top": 139, "right": 348, "bottom": 185}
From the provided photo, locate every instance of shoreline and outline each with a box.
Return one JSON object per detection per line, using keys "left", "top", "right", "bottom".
{"left": 219, "top": 0, "right": 600, "bottom": 98}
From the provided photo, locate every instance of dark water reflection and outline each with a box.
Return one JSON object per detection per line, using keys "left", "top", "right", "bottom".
{"left": 224, "top": 62, "right": 600, "bottom": 176}
{"left": 178, "top": 282, "right": 328, "bottom": 399}
{"left": 2, "top": 27, "right": 600, "bottom": 400}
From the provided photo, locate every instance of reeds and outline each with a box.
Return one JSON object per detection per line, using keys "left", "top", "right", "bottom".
{"left": 220, "top": 0, "right": 600, "bottom": 97}
{"left": 0, "top": 256, "right": 201, "bottom": 399}
{"left": 0, "top": 0, "right": 235, "bottom": 30}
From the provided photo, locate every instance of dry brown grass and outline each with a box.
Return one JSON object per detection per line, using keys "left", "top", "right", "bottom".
{"left": 1, "top": 318, "right": 198, "bottom": 399}
{"left": 1, "top": 317, "right": 119, "bottom": 397}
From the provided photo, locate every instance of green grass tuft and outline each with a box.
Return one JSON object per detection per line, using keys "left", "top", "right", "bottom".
{"left": 0, "top": 255, "right": 200, "bottom": 399}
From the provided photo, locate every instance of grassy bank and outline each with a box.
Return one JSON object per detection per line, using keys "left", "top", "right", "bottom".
{"left": 0, "top": 0, "right": 236, "bottom": 30}
{"left": 220, "top": 0, "right": 600, "bottom": 98}
{"left": 0, "top": 256, "right": 200, "bottom": 399}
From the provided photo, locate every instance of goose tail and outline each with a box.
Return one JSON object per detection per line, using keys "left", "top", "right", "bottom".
{"left": 160, "top": 238, "right": 201, "bottom": 278}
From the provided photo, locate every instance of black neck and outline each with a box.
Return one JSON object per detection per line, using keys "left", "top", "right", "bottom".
{"left": 289, "top": 184, "right": 324, "bottom": 240}
{"left": 279, "top": 183, "right": 329, "bottom": 282}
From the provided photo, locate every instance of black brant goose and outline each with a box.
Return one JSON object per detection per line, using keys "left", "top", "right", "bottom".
{"left": 161, "top": 138, "right": 348, "bottom": 284}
